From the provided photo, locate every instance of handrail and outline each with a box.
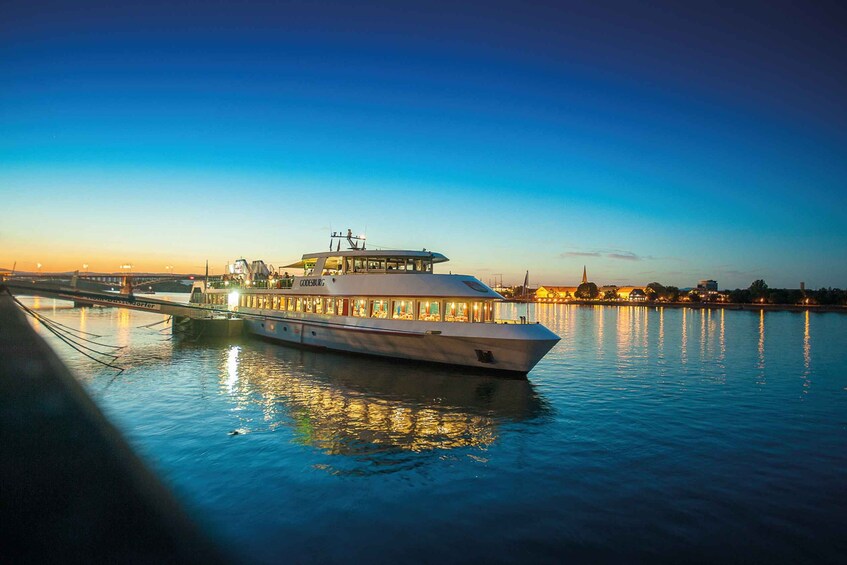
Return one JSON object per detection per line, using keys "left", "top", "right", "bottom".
{"left": 207, "top": 278, "right": 294, "bottom": 290}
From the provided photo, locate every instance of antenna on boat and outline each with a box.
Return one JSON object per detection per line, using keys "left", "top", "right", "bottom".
{"left": 330, "top": 229, "right": 367, "bottom": 250}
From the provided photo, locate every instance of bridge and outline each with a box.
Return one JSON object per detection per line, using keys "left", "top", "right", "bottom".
{"left": 2, "top": 271, "right": 200, "bottom": 290}
{"left": 1, "top": 276, "right": 243, "bottom": 337}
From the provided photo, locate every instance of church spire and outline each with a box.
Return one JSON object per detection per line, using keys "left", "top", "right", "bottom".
{"left": 582, "top": 265, "right": 588, "bottom": 285}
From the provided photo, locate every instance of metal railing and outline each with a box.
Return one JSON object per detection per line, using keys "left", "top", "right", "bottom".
{"left": 207, "top": 278, "right": 294, "bottom": 290}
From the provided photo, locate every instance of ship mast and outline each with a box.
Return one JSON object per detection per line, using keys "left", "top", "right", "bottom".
{"left": 329, "top": 229, "right": 367, "bottom": 251}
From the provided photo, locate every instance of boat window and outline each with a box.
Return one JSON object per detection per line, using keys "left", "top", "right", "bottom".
{"left": 392, "top": 300, "right": 415, "bottom": 320}
{"left": 353, "top": 258, "right": 366, "bottom": 273}
{"left": 472, "top": 302, "right": 490, "bottom": 322}
{"left": 410, "top": 259, "right": 433, "bottom": 273}
{"left": 325, "top": 298, "right": 335, "bottom": 315}
{"left": 352, "top": 298, "right": 368, "bottom": 317}
{"left": 446, "top": 301, "right": 469, "bottom": 322}
{"left": 387, "top": 258, "right": 406, "bottom": 272}
{"left": 315, "top": 297, "right": 324, "bottom": 314}
{"left": 336, "top": 298, "right": 347, "bottom": 316}
{"left": 370, "top": 299, "right": 389, "bottom": 318}
{"left": 367, "top": 258, "right": 386, "bottom": 272}
{"left": 419, "top": 300, "right": 441, "bottom": 322}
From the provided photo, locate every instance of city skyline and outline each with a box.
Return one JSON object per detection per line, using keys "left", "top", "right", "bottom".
{"left": 2, "top": 1, "right": 846, "bottom": 289}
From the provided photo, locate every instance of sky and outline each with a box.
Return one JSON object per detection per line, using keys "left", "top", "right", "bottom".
{"left": 2, "top": 0, "right": 846, "bottom": 289}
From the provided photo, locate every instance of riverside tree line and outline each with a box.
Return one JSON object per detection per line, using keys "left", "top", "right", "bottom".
{"left": 508, "top": 280, "right": 847, "bottom": 305}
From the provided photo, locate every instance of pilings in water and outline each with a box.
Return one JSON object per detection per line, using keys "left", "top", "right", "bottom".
{"left": 0, "top": 290, "right": 226, "bottom": 563}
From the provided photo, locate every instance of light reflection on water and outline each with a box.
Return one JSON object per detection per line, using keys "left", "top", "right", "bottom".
{"left": 215, "top": 340, "right": 546, "bottom": 464}
{"left": 17, "top": 297, "right": 847, "bottom": 563}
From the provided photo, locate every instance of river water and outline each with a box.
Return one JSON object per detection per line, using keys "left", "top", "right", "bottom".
{"left": 21, "top": 296, "right": 847, "bottom": 563}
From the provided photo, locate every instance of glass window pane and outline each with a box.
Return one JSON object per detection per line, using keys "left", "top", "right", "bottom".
{"left": 371, "top": 299, "right": 389, "bottom": 318}
{"left": 446, "top": 301, "right": 469, "bottom": 322}
{"left": 392, "top": 300, "right": 415, "bottom": 320}
{"left": 418, "top": 300, "right": 441, "bottom": 322}
{"left": 352, "top": 298, "right": 368, "bottom": 317}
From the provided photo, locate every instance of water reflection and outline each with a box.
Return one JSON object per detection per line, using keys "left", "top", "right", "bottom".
{"left": 757, "top": 310, "right": 766, "bottom": 384}
{"left": 596, "top": 305, "right": 604, "bottom": 357}
{"left": 802, "top": 311, "right": 811, "bottom": 393}
{"left": 211, "top": 343, "right": 548, "bottom": 464}
{"left": 225, "top": 345, "right": 240, "bottom": 393}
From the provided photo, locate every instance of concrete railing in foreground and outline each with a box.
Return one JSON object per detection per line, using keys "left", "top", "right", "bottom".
{"left": 0, "top": 289, "right": 227, "bottom": 563}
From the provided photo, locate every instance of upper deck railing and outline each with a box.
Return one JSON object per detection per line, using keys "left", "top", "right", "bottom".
{"left": 207, "top": 278, "right": 294, "bottom": 290}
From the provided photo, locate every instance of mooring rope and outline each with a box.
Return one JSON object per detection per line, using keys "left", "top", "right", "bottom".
{"left": 4, "top": 287, "right": 126, "bottom": 372}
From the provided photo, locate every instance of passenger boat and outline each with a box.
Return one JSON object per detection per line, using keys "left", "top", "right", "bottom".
{"left": 191, "top": 231, "right": 560, "bottom": 374}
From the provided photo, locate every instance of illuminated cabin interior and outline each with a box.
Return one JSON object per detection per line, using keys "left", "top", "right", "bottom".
{"left": 283, "top": 250, "right": 449, "bottom": 276}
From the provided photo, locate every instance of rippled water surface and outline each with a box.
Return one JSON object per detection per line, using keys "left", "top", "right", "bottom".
{"left": 23, "top": 297, "right": 847, "bottom": 563}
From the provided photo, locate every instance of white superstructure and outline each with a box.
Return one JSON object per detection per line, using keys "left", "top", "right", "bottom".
{"left": 193, "top": 232, "right": 559, "bottom": 374}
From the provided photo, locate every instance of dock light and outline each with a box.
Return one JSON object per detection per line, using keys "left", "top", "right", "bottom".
{"left": 228, "top": 291, "right": 239, "bottom": 308}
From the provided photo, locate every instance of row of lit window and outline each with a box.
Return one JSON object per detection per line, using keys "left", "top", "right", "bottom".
{"left": 342, "top": 257, "right": 433, "bottom": 274}
{"left": 205, "top": 293, "right": 494, "bottom": 322}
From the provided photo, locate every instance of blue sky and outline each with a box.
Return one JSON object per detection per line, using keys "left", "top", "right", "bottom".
{"left": 2, "top": 1, "right": 846, "bottom": 288}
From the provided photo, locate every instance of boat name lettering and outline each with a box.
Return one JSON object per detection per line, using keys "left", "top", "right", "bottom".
{"left": 299, "top": 278, "right": 325, "bottom": 287}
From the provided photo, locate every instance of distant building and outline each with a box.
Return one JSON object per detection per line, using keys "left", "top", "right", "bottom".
{"left": 698, "top": 279, "right": 718, "bottom": 292}
{"left": 616, "top": 286, "right": 648, "bottom": 301}
{"left": 536, "top": 286, "right": 579, "bottom": 301}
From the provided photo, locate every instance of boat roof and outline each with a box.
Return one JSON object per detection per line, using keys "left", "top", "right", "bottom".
{"left": 305, "top": 249, "right": 447, "bottom": 260}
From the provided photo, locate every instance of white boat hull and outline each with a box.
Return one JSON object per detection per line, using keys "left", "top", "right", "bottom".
{"left": 239, "top": 309, "right": 559, "bottom": 374}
